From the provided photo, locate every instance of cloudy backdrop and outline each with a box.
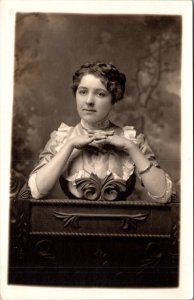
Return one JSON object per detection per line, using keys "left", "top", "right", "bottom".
{"left": 12, "top": 13, "right": 181, "bottom": 194}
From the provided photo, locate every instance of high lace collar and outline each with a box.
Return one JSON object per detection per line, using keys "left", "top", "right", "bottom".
{"left": 80, "top": 118, "right": 110, "bottom": 131}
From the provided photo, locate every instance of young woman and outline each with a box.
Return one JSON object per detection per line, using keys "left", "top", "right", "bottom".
{"left": 28, "top": 62, "right": 172, "bottom": 202}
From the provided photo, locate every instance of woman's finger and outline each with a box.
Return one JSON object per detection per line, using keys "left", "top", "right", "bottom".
{"left": 94, "top": 136, "right": 107, "bottom": 140}
{"left": 88, "top": 136, "right": 95, "bottom": 142}
{"left": 94, "top": 138, "right": 109, "bottom": 144}
{"left": 88, "top": 130, "right": 114, "bottom": 136}
{"left": 89, "top": 133, "right": 107, "bottom": 140}
{"left": 104, "top": 131, "right": 114, "bottom": 136}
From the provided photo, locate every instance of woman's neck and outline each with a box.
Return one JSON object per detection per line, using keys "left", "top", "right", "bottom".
{"left": 81, "top": 117, "right": 110, "bottom": 130}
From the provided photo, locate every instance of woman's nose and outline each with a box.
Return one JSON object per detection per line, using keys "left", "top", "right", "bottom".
{"left": 86, "top": 93, "right": 94, "bottom": 105}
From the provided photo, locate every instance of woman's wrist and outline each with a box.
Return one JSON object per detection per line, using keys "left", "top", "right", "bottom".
{"left": 62, "top": 138, "right": 75, "bottom": 151}
{"left": 124, "top": 139, "right": 137, "bottom": 154}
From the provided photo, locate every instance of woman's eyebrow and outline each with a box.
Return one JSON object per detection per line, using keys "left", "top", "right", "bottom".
{"left": 77, "top": 86, "right": 87, "bottom": 89}
{"left": 78, "top": 86, "right": 107, "bottom": 91}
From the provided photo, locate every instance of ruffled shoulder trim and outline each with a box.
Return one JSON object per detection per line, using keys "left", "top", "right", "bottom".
{"left": 123, "top": 125, "right": 137, "bottom": 144}
{"left": 55, "top": 122, "right": 73, "bottom": 143}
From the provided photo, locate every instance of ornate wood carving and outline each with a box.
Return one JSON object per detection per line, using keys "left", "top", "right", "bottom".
{"left": 9, "top": 170, "right": 179, "bottom": 287}
{"left": 53, "top": 211, "right": 149, "bottom": 230}
{"left": 75, "top": 173, "right": 126, "bottom": 201}
{"left": 34, "top": 239, "right": 56, "bottom": 260}
{"left": 16, "top": 200, "right": 30, "bottom": 260}
{"left": 29, "top": 199, "right": 172, "bottom": 237}
{"left": 18, "top": 184, "right": 32, "bottom": 199}
{"left": 29, "top": 199, "right": 169, "bottom": 206}
{"left": 171, "top": 193, "right": 179, "bottom": 203}
{"left": 10, "top": 169, "right": 26, "bottom": 199}
{"left": 30, "top": 232, "right": 171, "bottom": 238}
{"left": 10, "top": 169, "right": 26, "bottom": 224}
{"left": 94, "top": 248, "right": 109, "bottom": 266}
{"left": 137, "top": 242, "right": 163, "bottom": 275}
{"left": 169, "top": 203, "right": 179, "bottom": 265}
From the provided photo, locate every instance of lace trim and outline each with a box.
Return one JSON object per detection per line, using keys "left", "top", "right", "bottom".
{"left": 81, "top": 118, "right": 110, "bottom": 130}
{"left": 123, "top": 125, "right": 138, "bottom": 144}
{"left": 28, "top": 173, "right": 47, "bottom": 199}
{"left": 55, "top": 123, "right": 72, "bottom": 143}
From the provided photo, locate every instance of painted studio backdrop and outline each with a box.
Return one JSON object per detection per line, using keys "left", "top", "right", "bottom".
{"left": 12, "top": 13, "right": 181, "bottom": 197}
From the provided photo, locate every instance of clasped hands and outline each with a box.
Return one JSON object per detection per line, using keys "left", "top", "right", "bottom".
{"left": 72, "top": 129, "right": 137, "bottom": 153}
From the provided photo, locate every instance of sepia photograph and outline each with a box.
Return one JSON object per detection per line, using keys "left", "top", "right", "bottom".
{"left": 0, "top": 1, "right": 193, "bottom": 300}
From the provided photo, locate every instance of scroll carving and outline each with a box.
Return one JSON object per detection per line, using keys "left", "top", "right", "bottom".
{"left": 18, "top": 185, "right": 32, "bottom": 199}
{"left": 10, "top": 169, "right": 26, "bottom": 199}
{"left": 75, "top": 173, "right": 126, "bottom": 201}
{"left": 53, "top": 211, "right": 149, "bottom": 230}
{"left": 10, "top": 169, "right": 26, "bottom": 223}
{"left": 35, "top": 239, "right": 55, "bottom": 260}
{"left": 169, "top": 203, "right": 179, "bottom": 265}
{"left": 137, "top": 242, "right": 163, "bottom": 275}
{"left": 94, "top": 248, "right": 109, "bottom": 266}
{"left": 16, "top": 203, "right": 30, "bottom": 260}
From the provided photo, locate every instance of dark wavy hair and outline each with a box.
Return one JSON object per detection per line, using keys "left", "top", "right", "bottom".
{"left": 72, "top": 62, "right": 126, "bottom": 104}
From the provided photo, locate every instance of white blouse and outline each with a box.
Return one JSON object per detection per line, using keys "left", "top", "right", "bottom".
{"left": 28, "top": 122, "right": 173, "bottom": 202}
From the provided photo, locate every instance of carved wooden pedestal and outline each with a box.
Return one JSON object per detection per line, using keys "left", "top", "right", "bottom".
{"left": 9, "top": 195, "right": 179, "bottom": 287}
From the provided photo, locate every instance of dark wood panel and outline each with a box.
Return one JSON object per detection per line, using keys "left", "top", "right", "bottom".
{"left": 9, "top": 197, "right": 179, "bottom": 287}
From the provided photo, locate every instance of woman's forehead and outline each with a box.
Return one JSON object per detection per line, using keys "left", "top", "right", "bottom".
{"left": 78, "top": 74, "right": 107, "bottom": 89}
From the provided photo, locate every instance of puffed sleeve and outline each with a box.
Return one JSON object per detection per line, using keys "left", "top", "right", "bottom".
{"left": 28, "top": 123, "right": 73, "bottom": 199}
{"left": 123, "top": 126, "right": 173, "bottom": 202}
{"left": 136, "top": 133, "right": 160, "bottom": 168}
{"left": 136, "top": 133, "right": 173, "bottom": 202}
{"left": 123, "top": 126, "right": 159, "bottom": 166}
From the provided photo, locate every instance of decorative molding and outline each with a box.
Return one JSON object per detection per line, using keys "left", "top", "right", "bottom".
{"left": 11, "top": 197, "right": 30, "bottom": 261}
{"left": 169, "top": 204, "right": 179, "bottom": 265}
{"left": 137, "top": 242, "right": 163, "bottom": 275}
{"left": 171, "top": 222, "right": 179, "bottom": 248}
{"left": 53, "top": 211, "right": 149, "bottom": 230}
{"left": 30, "top": 199, "right": 169, "bottom": 207}
{"left": 16, "top": 206, "right": 30, "bottom": 259}
{"left": 34, "top": 239, "right": 55, "bottom": 260}
{"left": 17, "top": 211, "right": 28, "bottom": 244}
{"left": 10, "top": 169, "right": 26, "bottom": 223}
{"left": 171, "top": 193, "right": 179, "bottom": 203}
{"left": 94, "top": 248, "right": 109, "bottom": 266}
{"left": 18, "top": 186, "right": 32, "bottom": 199}
{"left": 30, "top": 232, "right": 171, "bottom": 238}
{"left": 10, "top": 169, "right": 25, "bottom": 198}
{"left": 75, "top": 173, "right": 126, "bottom": 201}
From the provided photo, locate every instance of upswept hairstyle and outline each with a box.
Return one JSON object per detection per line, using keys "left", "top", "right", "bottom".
{"left": 72, "top": 62, "right": 126, "bottom": 104}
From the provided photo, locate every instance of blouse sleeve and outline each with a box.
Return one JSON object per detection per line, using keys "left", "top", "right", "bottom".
{"left": 123, "top": 126, "right": 159, "bottom": 168}
{"left": 136, "top": 133, "right": 173, "bottom": 202}
{"left": 136, "top": 133, "right": 160, "bottom": 168}
{"left": 123, "top": 126, "right": 173, "bottom": 202}
{"left": 28, "top": 123, "right": 73, "bottom": 199}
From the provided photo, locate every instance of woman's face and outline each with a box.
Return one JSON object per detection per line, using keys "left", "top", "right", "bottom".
{"left": 76, "top": 74, "right": 112, "bottom": 124}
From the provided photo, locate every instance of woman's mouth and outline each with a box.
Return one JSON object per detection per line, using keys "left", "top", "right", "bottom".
{"left": 83, "top": 108, "right": 96, "bottom": 112}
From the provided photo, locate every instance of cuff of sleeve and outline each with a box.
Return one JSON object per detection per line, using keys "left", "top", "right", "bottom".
{"left": 28, "top": 173, "right": 47, "bottom": 199}
{"left": 147, "top": 173, "right": 173, "bottom": 203}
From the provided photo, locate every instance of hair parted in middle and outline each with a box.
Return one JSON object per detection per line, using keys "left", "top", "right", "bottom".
{"left": 72, "top": 62, "right": 126, "bottom": 104}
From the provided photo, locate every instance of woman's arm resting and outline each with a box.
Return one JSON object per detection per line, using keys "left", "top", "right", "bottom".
{"left": 99, "top": 135, "right": 172, "bottom": 202}
{"left": 30, "top": 135, "right": 94, "bottom": 198}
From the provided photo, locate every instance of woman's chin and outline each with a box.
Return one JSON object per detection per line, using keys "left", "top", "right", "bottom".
{"left": 81, "top": 116, "right": 100, "bottom": 124}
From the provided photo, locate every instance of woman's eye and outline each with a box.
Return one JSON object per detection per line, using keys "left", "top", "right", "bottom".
{"left": 78, "top": 89, "right": 87, "bottom": 95}
{"left": 97, "top": 92, "right": 106, "bottom": 97}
